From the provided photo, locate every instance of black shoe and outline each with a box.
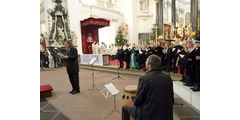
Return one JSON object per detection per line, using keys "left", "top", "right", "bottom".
{"left": 192, "top": 87, "right": 200, "bottom": 91}
{"left": 183, "top": 80, "right": 188, "bottom": 83}
{"left": 183, "top": 83, "right": 189, "bottom": 86}
{"left": 191, "top": 86, "right": 197, "bottom": 90}
{"left": 71, "top": 90, "right": 80, "bottom": 94}
{"left": 69, "top": 90, "right": 74, "bottom": 93}
{"left": 187, "top": 83, "right": 194, "bottom": 86}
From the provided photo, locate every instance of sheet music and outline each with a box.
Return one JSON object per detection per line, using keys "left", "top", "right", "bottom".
{"left": 179, "top": 54, "right": 185, "bottom": 58}
{"left": 104, "top": 83, "right": 119, "bottom": 95}
{"left": 177, "top": 49, "right": 181, "bottom": 53}
{"left": 101, "top": 88, "right": 112, "bottom": 99}
{"left": 57, "top": 53, "right": 64, "bottom": 57}
{"left": 172, "top": 48, "right": 176, "bottom": 52}
{"left": 89, "top": 57, "right": 97, "bottom": 64}
{"left": 139, "top": 50, "right": 143, "bottom": 54}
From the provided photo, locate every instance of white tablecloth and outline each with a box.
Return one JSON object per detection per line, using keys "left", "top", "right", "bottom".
{"left": 80, "top": 54, "right": 103, "bottom": 66}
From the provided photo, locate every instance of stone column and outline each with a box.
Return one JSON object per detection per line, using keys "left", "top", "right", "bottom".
{"left": 191, "top": 0, "right": 198, "bottom": 32}
{"left": 171, "top": 0, "right": 176, "bottom": 27}
{"left": 158, "top": 0, "right": 164, "bottom": 35}
{"left": 156, "top": 0, "right": 160, "bottom": 34}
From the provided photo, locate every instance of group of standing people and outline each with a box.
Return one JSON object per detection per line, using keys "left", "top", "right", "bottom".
{"left": 91, "top": 41, "right": 108, "bottom": 54}
{"left": 117, "top": 39, "right": 200, "bottom": 91}
{"left": 165, "top": 40, "right": 200, "bottom": 91}
{"left": 40, "top": 34, "right": 62, "bottom": 69}
{"left": 116, "top": 41, "right": 166, "bottom": 71}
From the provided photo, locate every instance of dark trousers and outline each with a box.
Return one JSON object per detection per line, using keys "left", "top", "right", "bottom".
{"left": 119, "top": 59, "right": 123, "bottom": 68}
{"left": 122, "top": 105, "right": 136, "bottom": 120}
{"left": 68, "top": 72, "right": 80, "bottom": 91}
{"left": 195, "top": 69, "right": 200, "bottom": 88}
{"left": 126, "top": 60, "right": 130, "bottom": 69}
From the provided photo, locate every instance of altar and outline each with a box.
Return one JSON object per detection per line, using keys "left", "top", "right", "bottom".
{"left": 80, "top": 54, "right": 121, "bottom": 66}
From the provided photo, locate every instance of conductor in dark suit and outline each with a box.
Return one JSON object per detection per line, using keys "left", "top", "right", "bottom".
{"left": 61, "top": 41, "right": 80, "bottom": 94}
{"left": 122, "top": 55, "right": 174, "bottom": 120}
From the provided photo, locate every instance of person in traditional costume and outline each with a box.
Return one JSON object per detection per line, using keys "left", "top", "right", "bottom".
{"left": 95, "top": 42, "right": 99, "bottom": 54}
{"left": 99, "top": 42, "right": 107, "bottom": 54}
{"left": 130, "top": 43, "right": 138, "bottom": 69}
{"left": 109, "top": 44, "right": 116, "bottom": 55}
{"left": 91, "top": 41, "right": 96, "bottom": 54}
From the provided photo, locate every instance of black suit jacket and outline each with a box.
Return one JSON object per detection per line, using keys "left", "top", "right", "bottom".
{"left": 134, "top": 70, "right": 174, "bottom": 120}
{"left": 66, "top": 47, "right": 79, "bottom": 74}
{"left": 117, "top": 48, "right": 124, "bottom": 60}
{"left": 155, "top": 46, "right": 163, "bottom": 57}
{"left": 124, "top": 48, "right": 131, "bottom": 62}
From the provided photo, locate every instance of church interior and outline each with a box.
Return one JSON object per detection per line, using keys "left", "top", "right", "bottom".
{"left": 40, "top": 0, "right": 200, "bottom": 120}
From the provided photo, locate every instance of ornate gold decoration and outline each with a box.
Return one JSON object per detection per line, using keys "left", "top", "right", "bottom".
{"left": 158, "top": 35, "right": 164, "bottom": 39}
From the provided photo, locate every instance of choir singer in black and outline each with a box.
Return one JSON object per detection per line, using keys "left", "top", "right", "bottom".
{"left": 124, "top": 44, "right": 131, "bottom": 69}
{"left": 117, "top": 45, "right": 124, "bottom": 68}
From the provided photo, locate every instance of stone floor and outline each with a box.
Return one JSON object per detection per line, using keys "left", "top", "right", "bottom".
{"left": 40, "top": 67, "right": 199, "bottom": 120}
{"left": 40, "top": 99, "right": 69, "bottom": 120}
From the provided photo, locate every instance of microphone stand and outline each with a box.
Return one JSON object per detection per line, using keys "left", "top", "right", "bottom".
{"left": 89, "top": 63, "right": 98, "bottom": 90}
{"left": 104, "top": 95, "right": 120, "bottom": 119}
{"left": 112, "top": 67, "right": 124, "bottom": 80}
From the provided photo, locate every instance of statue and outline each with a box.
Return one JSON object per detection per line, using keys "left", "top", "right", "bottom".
{"left": 70, "top": 31, "right": 78, "bottom": 47}
{"left": 57, "top": 26, "right": 65, "bottom": 40}
{"left": 140, "top": 0, "right": 149, "bottom": 12}
{"left": 120, "top": 23, "right": 128, "bottom": 39}
{"left": 50, "top": 39, "right": 61, "bottom": 48}
{"left": 177, "top": 18, "right": 184, "bottom": 38}
{"left": 45, "top": 32, "right": 50, "bottom": 47}
{"left": 48, "top": 0, "right": 72, "bottom": 48}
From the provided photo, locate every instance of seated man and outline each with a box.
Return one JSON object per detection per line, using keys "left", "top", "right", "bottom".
{"left": 122, "top": 55, "right": 174, "bottom": 120}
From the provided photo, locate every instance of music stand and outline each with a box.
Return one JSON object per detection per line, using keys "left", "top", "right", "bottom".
{"left": 112, "top": 67, "right": 124, "bottom": 80}
{"left": 101, "top": 83, "right": 121, "bottom": 119}
{"left": 88, "top": 57, "right": 98, "bottom": 90}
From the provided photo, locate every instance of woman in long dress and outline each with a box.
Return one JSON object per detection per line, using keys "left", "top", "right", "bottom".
{"left": 130, "top": 43, "right": 138, "bottom": 69}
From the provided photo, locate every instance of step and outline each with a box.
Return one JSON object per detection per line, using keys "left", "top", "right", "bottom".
{"left": 79, "top": 64, "right": 182, "bottom": 81}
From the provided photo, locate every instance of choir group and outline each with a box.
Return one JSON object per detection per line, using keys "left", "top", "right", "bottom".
{"left": 116, "top": 40, "right": 200, "bottom": 91}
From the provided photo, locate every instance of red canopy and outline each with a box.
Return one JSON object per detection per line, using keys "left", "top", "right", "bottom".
{"left": 81, "top": 17, "right": 110, "bottom": 28}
